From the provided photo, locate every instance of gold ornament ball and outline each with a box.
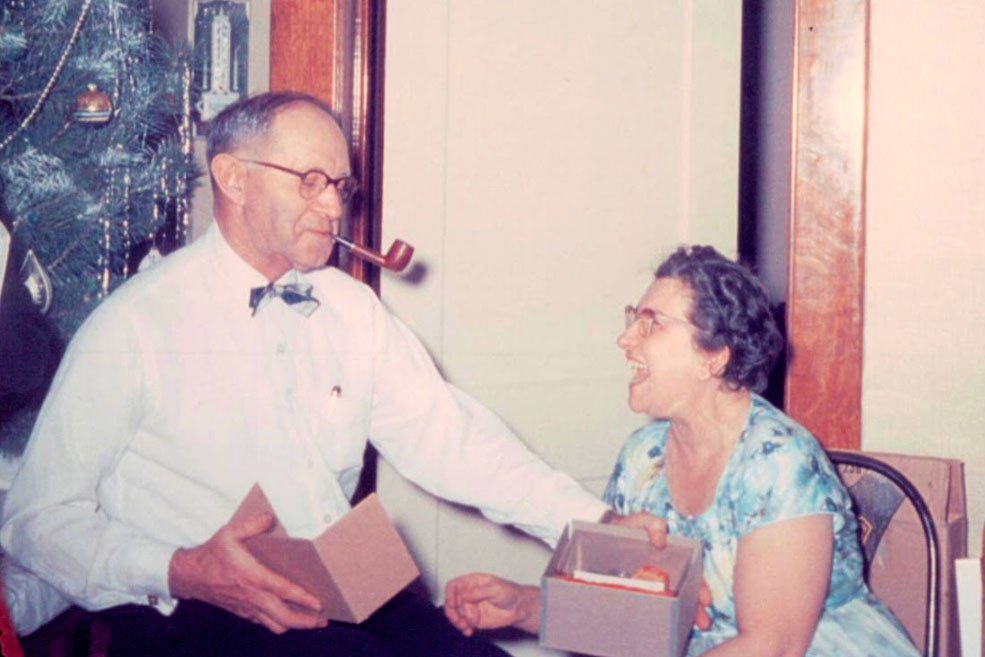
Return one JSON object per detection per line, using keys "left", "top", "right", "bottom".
{"left": 73, "top": 84, "right": 112, "bottom": 125}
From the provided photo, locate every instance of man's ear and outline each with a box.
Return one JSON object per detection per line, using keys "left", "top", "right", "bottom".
{"left": 210, "top": 154, "right": 247, "bottom": 205}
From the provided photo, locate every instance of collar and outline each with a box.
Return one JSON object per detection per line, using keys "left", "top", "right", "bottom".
{"left": 203, "top": 222, "right": 320, "bottom": 316}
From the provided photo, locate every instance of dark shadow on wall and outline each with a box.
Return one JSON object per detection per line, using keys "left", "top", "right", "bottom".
{"left": 738, "top": 0, "right": 791, "bottom": 411}
{"left": 738, "top": 0, "right": 764, "bottom": 269}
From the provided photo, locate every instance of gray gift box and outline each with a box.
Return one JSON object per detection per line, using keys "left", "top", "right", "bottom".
{"left": 540, "top": 520, "right": 703, "bottom": 657}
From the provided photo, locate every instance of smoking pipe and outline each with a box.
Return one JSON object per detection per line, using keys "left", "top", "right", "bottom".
{"left": 333, "top": 234, "right": 415, "bottom": 272}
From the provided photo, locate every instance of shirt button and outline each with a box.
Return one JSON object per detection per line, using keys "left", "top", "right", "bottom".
{"left": 147, "top": 594, "right": 159, "bottom": 606}
{"left": 276, "top": 344, "right": 286, "bottom": 354}
{"left": 323, "top": 513, "right": 333, "bottom": 524}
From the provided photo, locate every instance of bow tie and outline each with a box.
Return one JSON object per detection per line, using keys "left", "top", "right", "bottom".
{"left": 249, "top": 281, "right": 320, "bottom": 317}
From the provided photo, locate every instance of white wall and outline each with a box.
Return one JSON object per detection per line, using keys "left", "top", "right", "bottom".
{"left": 862, "top": 0, "right": 985, "bottom": 558}
{"left": 378, "top": 2, "right": 740, "bottom": 655}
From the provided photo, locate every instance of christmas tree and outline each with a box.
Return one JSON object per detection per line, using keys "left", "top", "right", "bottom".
{"left": 0, "top": 0, "right": 198, "bottom": 455}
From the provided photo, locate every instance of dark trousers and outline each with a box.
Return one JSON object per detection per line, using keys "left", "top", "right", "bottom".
{"left": 99, "top": 589, "right": 511, "bottom": 657}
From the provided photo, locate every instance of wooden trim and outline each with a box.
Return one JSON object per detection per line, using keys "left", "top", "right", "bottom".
{"left": 785, "top": 0, "right": 868, "bottom": 450}
{"left": 348, "top": 0, "right": 386, "bottom": 292}
{"left": 269, "top": 0, "right": 384, "bottom": 292}
{"left": 269, "top": 0, "right": 339, "bottom": 102}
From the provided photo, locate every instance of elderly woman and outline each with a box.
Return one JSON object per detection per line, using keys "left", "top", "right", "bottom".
{"left": 444, "top": 246, "right": 919, "bottom": 657}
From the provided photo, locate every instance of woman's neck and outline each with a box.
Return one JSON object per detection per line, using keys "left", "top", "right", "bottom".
{"left": 667, "top": 387, "right": 752, "bottom": 458}
{"left": 662, "top": 387, "right": 752, "bottom": 517}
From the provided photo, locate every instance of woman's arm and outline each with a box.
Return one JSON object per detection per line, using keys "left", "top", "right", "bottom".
{"left": 444, "top": 573, "right": 541, "bottom": 636}
{"left": 703, "top": 514, "right": 832, "bottom": 657}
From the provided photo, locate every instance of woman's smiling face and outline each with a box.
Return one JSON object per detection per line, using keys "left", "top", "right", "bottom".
{"left": 617, "top": 277, "right": 709, "bottom": 418}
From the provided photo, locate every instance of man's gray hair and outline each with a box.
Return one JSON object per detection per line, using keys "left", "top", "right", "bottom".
{"left": 205, "top": 91, "right": 340, "bottom": 164}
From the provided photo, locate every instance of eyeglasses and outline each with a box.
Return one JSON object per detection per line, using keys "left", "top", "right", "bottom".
{"left": 240, "top": 159, "right": 360, "bottom": 202}
{"left": 624, "top": 305, "right": 694, "bottom": 337}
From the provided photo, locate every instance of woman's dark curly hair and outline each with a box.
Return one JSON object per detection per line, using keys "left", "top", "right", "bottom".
{"left": 655, "top": 245, "right": 784, "bottom": 394}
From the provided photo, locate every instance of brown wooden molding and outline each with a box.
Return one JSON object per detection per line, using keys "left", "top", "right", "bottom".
{"left": 349, "top": 0, "right": 386, "bottom": 292}
{"left": 785, "top": 0, "right": 868, "bottom": 450}
{"left": 269, "top": 0, "right": 385, "bottom": 291}
{"left": 270, "top": 0, "right": 339, "bottom": 102}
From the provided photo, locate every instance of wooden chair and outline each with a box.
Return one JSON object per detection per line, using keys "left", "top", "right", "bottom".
{"left": 20, "top": 608, "right": 109, "bottom": 657}
{"left": 0, "top": 584, "right": 108, "bottom": 657}
{"left": 0, "top": 578, "right": 25, "bottom": 657}
{"left": 827, "top": 450, "right": 941, "bottom": 657}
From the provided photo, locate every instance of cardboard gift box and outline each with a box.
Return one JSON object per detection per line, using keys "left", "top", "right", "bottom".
{"left": 834, "top": 451, "right": 967, "bottom": 657}
{"left": 230, "top": 485, "right": 420, "bottom": 623}
{"left": 540, "top": 520, "right": 703, "bottom": 657}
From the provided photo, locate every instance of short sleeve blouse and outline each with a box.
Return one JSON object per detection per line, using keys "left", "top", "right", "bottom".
{"left": 603, "top": 394, "right": 868, "bottom": 648}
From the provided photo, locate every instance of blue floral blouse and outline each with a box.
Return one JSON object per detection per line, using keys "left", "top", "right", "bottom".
{"left": 603, "top": 394, "right": 920, "bottom": 657}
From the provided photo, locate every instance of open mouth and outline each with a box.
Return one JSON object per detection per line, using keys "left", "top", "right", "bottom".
{"left": 627, "top": 359, "right": 649, "bottom": 385}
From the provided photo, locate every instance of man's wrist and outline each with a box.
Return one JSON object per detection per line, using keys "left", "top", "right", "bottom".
{"left": 167, "top": 546, "right": 195, "bottom": 600}
{"left": 514, "top": 585, "right": 543, "bottom": 634}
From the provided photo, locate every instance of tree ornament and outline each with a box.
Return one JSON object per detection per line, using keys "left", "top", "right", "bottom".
{"left": 138, "top": 246, "right": 163, "bottom": 272}
{"left": 73, "top": 83, "right": 113, "bottom": 125}
{"left": 19, "top": 249, "right": 52, "bottom": 314}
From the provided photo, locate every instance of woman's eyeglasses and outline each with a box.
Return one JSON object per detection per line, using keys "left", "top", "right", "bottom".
{"left": 624, "top": 305, "right": 694, "bottom": 337}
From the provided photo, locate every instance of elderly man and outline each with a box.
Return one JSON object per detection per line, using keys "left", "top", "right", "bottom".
{"left": 1, "top": 91, "right": 659, "bottom": 656}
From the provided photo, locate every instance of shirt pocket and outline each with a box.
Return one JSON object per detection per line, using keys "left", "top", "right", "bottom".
{"left": 306, "top": 385, "right": 370, "bottom": 474}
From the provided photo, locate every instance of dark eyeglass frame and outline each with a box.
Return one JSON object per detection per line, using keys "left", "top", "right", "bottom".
{"left": 240, "top": 159, "right": 360, "bottom": 202}
{"left": 624, "top": 304, "right": 694, "bottom": 337}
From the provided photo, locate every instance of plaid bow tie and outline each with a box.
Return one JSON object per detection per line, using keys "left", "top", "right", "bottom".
{"left": 249, "top": 281, "right": 320, "bottom": 317}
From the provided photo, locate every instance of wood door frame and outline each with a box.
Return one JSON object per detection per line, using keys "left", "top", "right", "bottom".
{"left": 785, "top": 0, "right": 868, "bottom": 450}
{"left": 269, "top": 0, "right": 386, "bottom": 292}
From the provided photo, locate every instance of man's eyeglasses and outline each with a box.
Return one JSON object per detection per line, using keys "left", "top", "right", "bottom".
{"left": 240, "top": 159, "right": 360, "bottom": 202}
{"left": 624, "top": 305, "right": 694, "bottom": 337}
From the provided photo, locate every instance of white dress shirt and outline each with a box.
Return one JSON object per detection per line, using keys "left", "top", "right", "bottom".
{"left": 0, "top": 223, "right": 606, "bottom": 628}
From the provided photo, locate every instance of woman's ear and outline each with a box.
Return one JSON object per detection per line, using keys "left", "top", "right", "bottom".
{"left": 705, "top": 345, "right": 731, "bottom": 380}
{"left": 210, "top": 153, "right": 247, "bottom": 205}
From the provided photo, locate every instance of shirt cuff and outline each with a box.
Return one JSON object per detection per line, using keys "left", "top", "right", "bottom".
{"left": 121, "top": 541, "right": 179, "bottom": 614}
{"left": 545, "top": 494, "right": 609, "bottom": 546}
{"left": 569, "top": 496, "right": 611, "bottom": 525}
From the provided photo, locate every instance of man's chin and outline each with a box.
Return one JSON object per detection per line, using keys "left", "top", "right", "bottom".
{"left": 293, "top": 244, "right": 337, "bottom": 272}
{"left": 296, "top": 260, "right": 331, "bottom": 273}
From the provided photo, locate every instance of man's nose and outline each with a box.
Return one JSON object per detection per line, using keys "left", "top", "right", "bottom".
{"left": 311, "top": 184, "right": 344, "bottom": 216}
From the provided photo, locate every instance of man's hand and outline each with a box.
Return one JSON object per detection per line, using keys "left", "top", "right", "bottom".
{"left": 444, "top": 573, "right": 540, "bottom": 636}
{"left": 168, "top": 512, "right": 326, "bottom": 634}
{"left": 599, "top": 509, "right": 668, "bottom": 548}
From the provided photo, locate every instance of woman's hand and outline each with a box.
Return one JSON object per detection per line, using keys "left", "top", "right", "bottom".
{"left": 601, "top": 510, "right": 713, "bottom": 631}
{"left": 600, "top": 509, "right": 668, "bottom": 548}
{"left": 696, "top": 579, "right": 713, "bottom": 630}
{"left": 444, "top": 573, "right": 541, "bottom": 636}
